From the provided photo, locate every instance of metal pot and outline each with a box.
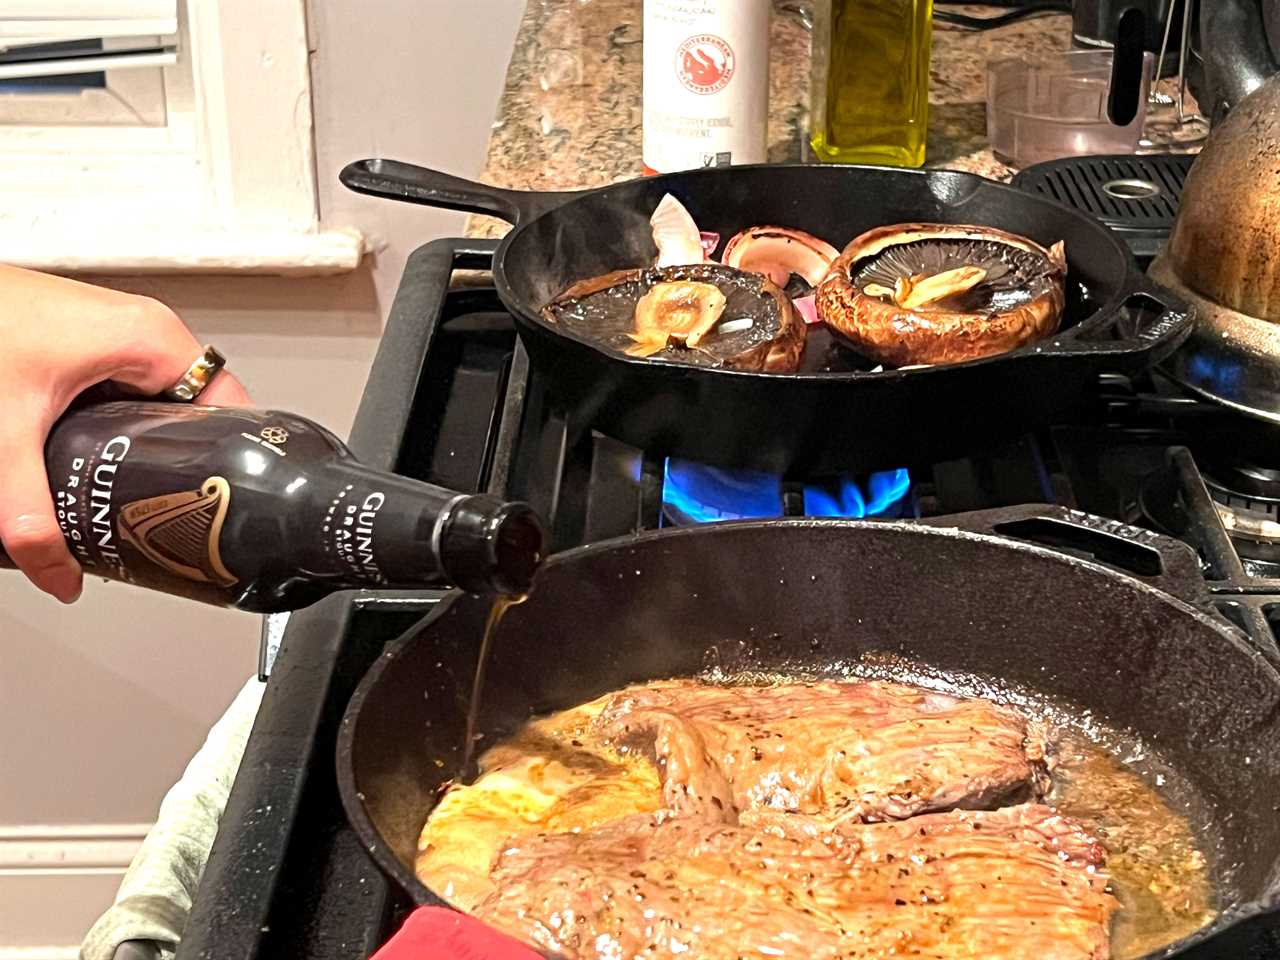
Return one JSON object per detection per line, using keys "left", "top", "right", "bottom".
{"left": 1189, "top": 0, "right": 1280, "bottom": 121}
{"left": 1150, "top": 72, "right": 1280, "bottom": 424}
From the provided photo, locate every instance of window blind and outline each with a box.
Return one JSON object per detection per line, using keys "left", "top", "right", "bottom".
{"left": 0, "top": 1, "right": 177, "bottom": 79}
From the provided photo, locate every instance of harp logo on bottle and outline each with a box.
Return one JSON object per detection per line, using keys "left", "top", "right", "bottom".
{"left": 116, "top": 477, "right": 238, "bottom": 587}
{"left": 675, "top": 34, "right": 735, "bottom": 95}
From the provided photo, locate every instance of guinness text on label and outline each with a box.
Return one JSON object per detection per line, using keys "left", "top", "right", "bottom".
{"left": 335, "top": 490, "right": 387, "bottom": 581}
{"left": 89, "top": 435, "right": 131, "bottom": 570}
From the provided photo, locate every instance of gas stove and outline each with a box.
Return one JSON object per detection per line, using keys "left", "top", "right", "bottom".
{"left": 179, "top": 238, "right": 1280, "bottom": 960}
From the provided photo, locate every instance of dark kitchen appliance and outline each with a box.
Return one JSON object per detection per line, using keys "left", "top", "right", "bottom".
{"left": 338, "top": 160, "right": 1193, "bottom": 476}
{"left": 177, "top": 240, "right": 1280, "bottom": 960}
{"left": 1073, "top": 0, "right": 1179, "bottom": 54}
{"left": 1076, "top": 0, "right": 1280, "bottom": 132}
{"left": 1012, "top": 153, "right": 1195, "bottom": 258}
{"left": 1189, "top": 0, "right": 1280, "bottom": 121}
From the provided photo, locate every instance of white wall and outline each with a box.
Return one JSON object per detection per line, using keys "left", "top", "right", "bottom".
{"left": 0, "top": 1, "right": 524, "bottom": 953}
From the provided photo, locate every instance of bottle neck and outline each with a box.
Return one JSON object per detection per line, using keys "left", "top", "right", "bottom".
{"left": 314, "top": 462, "right": 458, "bottom": 589}
{"left": 314, "top": 463, "right": 544, "bottom": 595}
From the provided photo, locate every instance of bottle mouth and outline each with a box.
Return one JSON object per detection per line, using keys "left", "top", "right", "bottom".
{"left": 441, "top": 496, "right": 547, "bottom": 596}
{"left": 489, "top": 505, "right": 546, "bottom": 595}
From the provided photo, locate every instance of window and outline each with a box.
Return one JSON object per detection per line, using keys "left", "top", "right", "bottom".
{"left": 0, "top": 38, "right": 175, "bottom": 128}
{"left": 0, "top": 1, "right": 361, "bottom": 274}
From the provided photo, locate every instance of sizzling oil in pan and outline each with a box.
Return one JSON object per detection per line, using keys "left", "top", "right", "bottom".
{"left": 543, "top": 265, "right": 788, "bottom": 368}
{"left": 423, "top": 665, "right": 1217, "bottom": 959}
{"left": 1050, "top": 729, "right": 1215, "bottom": 956}
{"left": 545, "top": 272, "right": 1102, "bottom": 374}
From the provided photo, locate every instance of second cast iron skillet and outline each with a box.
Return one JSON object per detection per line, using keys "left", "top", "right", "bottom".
{"left": 341, "top": 160, "right": 1193, "bottom": 474}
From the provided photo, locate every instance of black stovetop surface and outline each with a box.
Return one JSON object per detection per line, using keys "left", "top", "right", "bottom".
{"left": 178, "top": 239, "right": 1280, "bottom": 960}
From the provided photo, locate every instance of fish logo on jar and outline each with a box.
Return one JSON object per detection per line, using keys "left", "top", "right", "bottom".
{"left": 675, "top": 34, "right": 735, "bottom": 95}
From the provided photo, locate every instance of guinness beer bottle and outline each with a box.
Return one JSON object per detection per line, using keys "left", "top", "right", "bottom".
{"left": 0, "top": 402, "right": 546, "bottom": 611}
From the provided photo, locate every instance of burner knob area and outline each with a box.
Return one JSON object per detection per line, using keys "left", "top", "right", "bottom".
{"left": 1203, "top": 460, "right": 1280, "bottom": 510}
{"left": 1202, "top": 468, "right": 1280, "bottom": 561}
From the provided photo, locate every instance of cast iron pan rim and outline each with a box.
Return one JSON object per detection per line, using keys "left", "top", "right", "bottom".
{"left": 536, "top": 518, "right": 1265, "bottom": 656}
{"left": 336, "top": 517, "right": 1275, "bottom": 948}
{"left": 492, "top": 164, "right": 1142, "bottom": 382}
{"left": 337, "top": 590, "right": 465, "bottom": 910}
{"left": 1169, "top": 891, "right": 1280, "bottom": 956}
{"left": 1165, "top": 372, "right": 1280, "bottom": 428}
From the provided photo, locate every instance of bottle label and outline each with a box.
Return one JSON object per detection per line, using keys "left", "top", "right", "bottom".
{"left": 322, "top": 484, "right": 387, "bottom": 584}
{"left": 115, "top": 477, "right": 238, "bottom": 586}
{"left": 44, "top": 402, "right": 315, "bottom": 601}
{"left": 641, "top": 0, "right": 769, "bottom": 173}
{"left": 675, "top": 34, "right": 735, "bottom": 95}
{"left": 56, "top": 433, "right": 135, "bottom": 579}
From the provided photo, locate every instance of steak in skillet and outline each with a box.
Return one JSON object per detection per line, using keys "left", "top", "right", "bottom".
{"left": 596, "top": 679, "right": 1049, "bottom": 824}
{"left": 473, "top": 804, "right": 1116, "bottom": 960}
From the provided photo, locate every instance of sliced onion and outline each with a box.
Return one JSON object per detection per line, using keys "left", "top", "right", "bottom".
{"left": 721, "top": 226, "right": 839, "bottom": 287}
{"left": 715, "top": 317, "right": 755, "bottom": 335}
{"left": 791, "top": 294, "right": 819, "bottom": 326}
{"left": 650, "top": 194, "right": 706, "bottom": 267}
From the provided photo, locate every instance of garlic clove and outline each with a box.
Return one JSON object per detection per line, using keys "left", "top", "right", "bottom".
{"left": 898, "top": 266, "right": 989, "bottom": 310}
{"left": 650, "top": 194, "right": 706, "bottom": 268}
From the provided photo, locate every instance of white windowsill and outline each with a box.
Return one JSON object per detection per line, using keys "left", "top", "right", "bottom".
{"left": 2, "top": 226, "right": 365, "bottom": 276}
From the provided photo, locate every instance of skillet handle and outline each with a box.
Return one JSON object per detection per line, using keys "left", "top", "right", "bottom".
{"left": 340, "top": 158, "right": 582, "bottom": 226}
{"left": 1050, "top": 272, "right": 1194, "bottom": 366}
{"left": 922, "top": 504, "right": 1212, "bottom": 609}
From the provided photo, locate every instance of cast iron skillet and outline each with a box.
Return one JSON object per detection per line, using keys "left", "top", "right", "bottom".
{"left": 338, "top": 507, "right": 1280, "bottom": 958}
{"left": 339, "top": 160, "right": 1194, "bottom": 474}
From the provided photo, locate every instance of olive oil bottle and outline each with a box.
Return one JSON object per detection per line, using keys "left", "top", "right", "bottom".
{"left": 810, "top": 0, "right": 933, "bottom": 167}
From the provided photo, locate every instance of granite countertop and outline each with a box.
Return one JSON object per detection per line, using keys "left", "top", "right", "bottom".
{"left": 465, "top": 2, "right": 1178, "bottom": 238}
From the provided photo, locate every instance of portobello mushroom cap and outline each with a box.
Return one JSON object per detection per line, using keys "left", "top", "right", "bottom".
{"left": 542, "top": 262, "right": 806, "bottom": 373}
{"left": 721, "top": 225, "right": 839, "bottom": 288}
{"left": 816, "top": 223, "right": 1067, "bottom": 367}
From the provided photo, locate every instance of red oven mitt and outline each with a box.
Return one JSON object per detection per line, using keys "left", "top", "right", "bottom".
{"left": 370, "top": 906, "right": 551, "bottom": 960}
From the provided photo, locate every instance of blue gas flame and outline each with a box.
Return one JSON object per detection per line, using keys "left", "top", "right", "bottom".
{"left": 662, "top": 459, "right": 910, "bottom": 524}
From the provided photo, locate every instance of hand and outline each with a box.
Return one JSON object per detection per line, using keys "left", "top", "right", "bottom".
{"left": 0, "top": 265, "right": 249, "bottom": 603}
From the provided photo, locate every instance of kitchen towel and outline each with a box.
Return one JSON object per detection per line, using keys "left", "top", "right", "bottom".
{"left": 80, "top": 676, "right": 265, "bottom": 960}
{"left": 369, "top": 906, "right": 548, "bottom": 960}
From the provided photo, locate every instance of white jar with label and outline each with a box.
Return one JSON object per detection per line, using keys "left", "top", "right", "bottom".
{"left": 642, "top": 0, "right": 770, "bottom": 174}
